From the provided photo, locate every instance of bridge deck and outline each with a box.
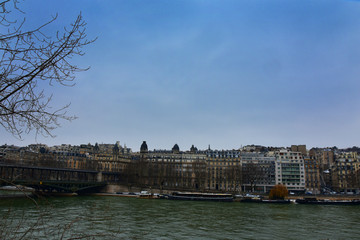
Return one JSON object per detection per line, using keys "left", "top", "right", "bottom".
{"left": 0, "top": 163, "right": 121, "bottom": 194}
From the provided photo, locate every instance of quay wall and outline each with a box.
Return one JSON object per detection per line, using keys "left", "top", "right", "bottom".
{"left": 101, "top": 184, "right": 177, "bottom": 194}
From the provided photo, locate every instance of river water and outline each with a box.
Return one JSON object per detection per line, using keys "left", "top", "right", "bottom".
{"left": 1, "top": 195, "right": 359, "bottom": 239}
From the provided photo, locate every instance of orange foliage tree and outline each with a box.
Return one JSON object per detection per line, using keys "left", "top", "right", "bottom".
{"left": 269, "top": 184, "right": 288, "bottom": 200}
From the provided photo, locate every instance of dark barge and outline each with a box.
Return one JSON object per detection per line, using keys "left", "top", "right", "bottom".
{"left": 295, "top": 197, "right": 360, "bottom": 205}
{"left": 163, "top": 192, "right": 234, "bottom": 202}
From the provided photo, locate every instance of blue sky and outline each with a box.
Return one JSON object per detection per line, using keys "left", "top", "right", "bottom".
{"left": 1, "top": 0, "right": 360, "bottom": 150}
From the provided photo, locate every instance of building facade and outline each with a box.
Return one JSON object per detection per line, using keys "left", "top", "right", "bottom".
{"left": 273, "top": 149, "right": 306, "bottom": 192}
{"left": 206, "top": 150, "right": 241, "bottom": 192}
{"left": 304, "top": 156, "right": 321, "bottom": 194}
{"left": 241, "top": 152, "right": 276, "bottom": 192}
{"left": 331, "top": 152, "right": 359, "bottom": 193}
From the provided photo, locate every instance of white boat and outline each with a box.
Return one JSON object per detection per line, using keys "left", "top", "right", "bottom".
{"left": 138, "top": 191, "right": 154, "bottom": 199}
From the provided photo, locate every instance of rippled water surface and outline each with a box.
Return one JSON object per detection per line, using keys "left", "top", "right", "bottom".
{"left": 1, "top": 196, "right": 360, "bottom": 239}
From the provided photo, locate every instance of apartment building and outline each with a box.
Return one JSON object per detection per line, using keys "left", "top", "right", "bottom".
{"left": 241, "top": 152, "right": 276, "bottom": 192}
{"left": 206, "top": 150, "right": 241, "bottom": 192}
{"left": 331, "top": 152, "right": 359, "bottom": 193}
{"left": 273, "top": 149, "right": 306, "bottom": 192}
{"left": 304, "top": 156, "right": 321, "bottom": 194}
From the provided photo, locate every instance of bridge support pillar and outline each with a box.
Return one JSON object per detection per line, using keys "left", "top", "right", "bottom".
{"left": 97, "top": 172, "right": 103, "bottom": 182}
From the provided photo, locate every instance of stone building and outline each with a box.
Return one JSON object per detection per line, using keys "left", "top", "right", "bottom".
{"left": 206, "top": 149, "right": 241, "bottom": 192}
{"left": 309, "top": 148, "right": 335, "bottom": 191}
{"left": 291, "top": 145, "right": 307, "bottom": 156}
{"left": 135, "top": 142, "right": 279, "bottom": 193}
{"left": 331, "top": 152, "right": 359, "bottom": 193}
{"left": 133, "top": 142, "right": 207, "bottom": 191}
{"left": 304, "top": 156, "right": 321, "bottom": 194}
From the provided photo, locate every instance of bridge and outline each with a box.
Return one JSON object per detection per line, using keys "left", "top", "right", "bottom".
{"left": 0, "top": 164, "right": 123, "bottom": 194}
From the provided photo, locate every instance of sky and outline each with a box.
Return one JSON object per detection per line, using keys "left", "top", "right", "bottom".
{"left": 1, "top": 0, "right": 360, "bottom": 151}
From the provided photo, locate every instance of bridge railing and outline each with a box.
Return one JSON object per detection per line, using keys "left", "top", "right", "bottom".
{"left": 0, "top": 164, "right": 101, "bottom": 183}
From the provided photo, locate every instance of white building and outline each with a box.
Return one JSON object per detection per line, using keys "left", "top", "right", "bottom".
{"left": 273, "top": 149, "right": 306, "bottom": 192}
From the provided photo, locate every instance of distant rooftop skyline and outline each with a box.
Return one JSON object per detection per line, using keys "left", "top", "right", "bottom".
{"left": 1, "top": 0, "right": 360, "bottom": 150}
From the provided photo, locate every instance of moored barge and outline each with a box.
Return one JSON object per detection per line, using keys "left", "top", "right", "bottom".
{"left": 164, "top": 192, "right": 234, "bottom": 202}
{"left": 296, "top": 197, "right": 360, "bottom": 205}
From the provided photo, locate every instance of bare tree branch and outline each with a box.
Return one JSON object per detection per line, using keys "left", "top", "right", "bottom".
{"left": 0, "top": 0, "right": 95, "bottom": 138}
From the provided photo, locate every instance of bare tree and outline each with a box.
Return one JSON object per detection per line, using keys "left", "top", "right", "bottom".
{"left": 0, "top": 0, "right": 95, "bottom": 138}
{"left": 242, "top": 162, "right": 264, "bottom": 192}
{"left": 225, "top": 165, "right": 242, "bottom": 193}
{"left": 123, "top": 160, "right": 138, "bottom": 190}
{"left": 153, "top": 160, "right": 166, "bottom": 192}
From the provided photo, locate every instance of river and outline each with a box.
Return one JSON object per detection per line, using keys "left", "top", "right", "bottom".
{"left": 1, "top": 195, "right": 359, "bottom": 239}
